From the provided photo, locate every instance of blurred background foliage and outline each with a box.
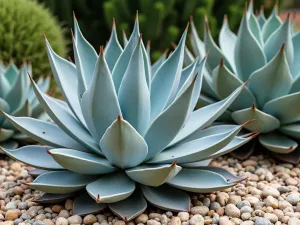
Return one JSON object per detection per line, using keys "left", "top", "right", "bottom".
{"left": 38, "top": 0, "right": 283, "bottom": 61}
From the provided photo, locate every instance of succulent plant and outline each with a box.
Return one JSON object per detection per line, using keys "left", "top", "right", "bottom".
{"left": 0, "top": 61, "right": 50, "bottom": 148}
{"left": 1, "top": 15, "right": 257, "bottom": 220}
{"left": 186, "top": 1, "right": 300, "bottom": 164}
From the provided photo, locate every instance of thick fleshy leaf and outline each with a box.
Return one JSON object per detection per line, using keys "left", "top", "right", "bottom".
{"left": 280, "top": 123, "right": 300, "bottom": 139}
{"left": 190, "top": 19, "right": 206, "bottom": 58}
{"left": 204, "top": 18, "right": 232, "bottom": 73}
{"left": 109, "top": 190, "right": 147, "bottom": 222}
{"left": 4, "top": 63, "right": 18, "bottom": 86}
{"left": 44, "top": 38, "right": 85, "bottom": 125}
{"left": 30, "top": 77, "right": 102, "bottom": 154}
{"left": 235, "top": 13, "right": 266, "bottom": 82}
{"left": 248, "top": 45, "right": 292, "bottom": 108}
{"left": 34, "top": 193, "right": 77, "bottom": 204}
{"left": 273, "top": 148, "right": 300, "bottom": 164}
{"left": 81, "top": 49, "right": 121, "bottom": 141}
{"left": 168, "top": 168, "right": 234, "bottom": 192}
{"left": 0, "top": 98, "right": 10, "bottom": 125}
{"left": 12, "top": 132, "right": 34, "bottom": 144}
{"left": 122, "top": 30, "right": 128, "bottom": 46}
{"left": 184, "top": 46, "right": 195, "bottom": 66}
{"left": 262, "top": 6, "right": 282, "bottom": 42}
{"left": 0, "top": 140, "right": 17, "bottom": 150}
{"left": 118, "top": 40, "right": 150, "bottom": 135}
{"left": 259, "top": 132, "right": 298, "bottom": 154}
{"left": 231, "top": 138, "right": 257, "bottom": 160}
{"left": 181, "top": 159, "right": 212, "bottom": 168}
{"left": 0, "top": 128, "right": 14, "bottom": 142}
{"left": 5, "top": 66, "right": 28, "bottom": 113}
{"left": 86, "top": 172, "right": 135, "bottom": 203}
{"left": 112, "top": 17, "right": 140, "bottom": 92}
{"left": 28, "top": 169, "right": 50, "bottom": 177}
{"left": 263, "top": 92, "right": 300, "bottom": 124}
{"left": 212, "top": 60, "right": 255, "bottom": 110}
{"left": 2, "top": 114, "right": 87, "bottom": 151}
{"left": 232, "top": 105, "right": 280, "bottom": 133}
{"left": 151, "top": 52, "right": 167, "bottom": 78}
{"left": 74, "top": 15, "right": 98, "bottom": 87}
{"left": 290, "top": 74, "right": 300, "bottom": 93}
{"left": 141, "top": 184, "right": 190, "bottom": 212}
{"left": 49, "top": 148, "right": 117, "bottom": 175}
{"left": 169, "top": 83, "right": 245, "bottom": 146}
{"left": 248, "top": 13, "right": 264, "bottom": 46}
{"left": 257, "top": 8, "right": 266, "bottom": 28}
{"left": 264, "top": 16, "right": 293, "bottom": 68}
{"left": 100, "top": 117, "right": 147, "bottom": 169}
{"left": 148, "top": 124, "right": 245, "bottom": 164}
{"left": 150, "top": 28, "right": 187, "bottom": 121}
{"left": 219, "top": 16, "right": 237, "bottom": 72}
{"left": 105, "top": 20, "right": 123, "bottom": 72}
{"left": 177, "top": 59, "right": 198, "bottom": 94}
{"left": 144, "top": 72, "right": 197, "bottom": 160}
{"left": 1, "top": 145, "right": 63, "bottom": 170}
{"left": 29, "top": 171, "right": 98, "bottom": 194}
{"left": 73, "top": 192, "right": 107, "bottom": 215}
{"left": 291, "top": 33, "right": 300, "bottom": 78}
{"left": 0, "top": 72, "right": 10, "bottom": 98}
{"left": 126, "top": 164, "right": 182, "bottom": 186}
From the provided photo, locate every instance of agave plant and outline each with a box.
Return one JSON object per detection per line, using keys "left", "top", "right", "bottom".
{"left": 185, "top": 1, "right": 300, "bottom": 164}
{"left": 1, "top": 15, "right": 257, "bottom": 220}
{"left": 0, "top": 61, "right": 50, "bottom": 148}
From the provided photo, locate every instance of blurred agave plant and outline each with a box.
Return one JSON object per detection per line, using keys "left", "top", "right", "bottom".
{"left": 1, "top": 14, "right": 257, "bottom": 220}
{"left": 0, "top": 61, "right": 50, "bottom": 148}
{"left": 186, "top": 1, "right": 300, "bottom": 164}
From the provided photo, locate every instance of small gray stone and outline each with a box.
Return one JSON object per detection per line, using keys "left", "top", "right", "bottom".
{"left": 237, "top": 200, "right": 251, "bottom": 209}
{"left": 264, "top": 213, "right": 278, "bottom": 223}
{"left": 18, "top": 202, "right": 28, "bottom": 210}
{"left": 189, "top": 215, "right": 204, "bottom": 225}
{"left": 286, "top": 193, "right": 300, "bottom": 205}
{"left": 240, "top": 206, "right": 253, "bottom": 214}
{"left": 210, "top": 202, "right": 221, "bottom": 210}
{"left": 5, "top": 202, "right": 17, "bottom": 210}
{"left": 277, "top": 186, "right": 289, "bottom": 193}
{"left": 255, "top": 218, "right": 272, "bottom": 225}
{"left": 33, "top": 221, "right": 46, "bottom": 225}
{"left": 14, "top": 218, "right": 23, "bottom": 225}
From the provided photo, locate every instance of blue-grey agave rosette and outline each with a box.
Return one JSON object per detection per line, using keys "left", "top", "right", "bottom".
{"left": 0, "top": 61, "right": 50, "bottom": 148}
{"left": 186, "top": 1, "right": 300, "bottom": 164}
{"left": 1, "top": 14, "right": 256, "bottom": 221}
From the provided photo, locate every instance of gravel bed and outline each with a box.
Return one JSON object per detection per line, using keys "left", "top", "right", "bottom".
{"left": 0, "top": 154, "right": 299, "bottom": 225}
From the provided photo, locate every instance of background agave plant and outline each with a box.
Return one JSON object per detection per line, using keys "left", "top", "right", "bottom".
{"left": 1, "top": 15, "right": 258, "bottom": 220}
{"left": 186, "top": 1, "right": 300, "bottom": 164}
{"left": 0, "top": 61, "right": 50, "bottom": 148}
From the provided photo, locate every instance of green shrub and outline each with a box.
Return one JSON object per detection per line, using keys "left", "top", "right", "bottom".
{"left": 0, "top": 0, "right": 67, "bottom": 76}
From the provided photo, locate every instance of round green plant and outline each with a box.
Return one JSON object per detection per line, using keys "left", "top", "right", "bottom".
{"left": 0, "top": 0, "right": 67, "bottom": 76}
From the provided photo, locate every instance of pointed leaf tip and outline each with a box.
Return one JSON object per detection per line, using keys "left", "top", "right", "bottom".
{"left": 46, "top": 148, "right": 52, "bottom": 155}
{"left": 163, "top": 48, "right": 169, "bottom": 56}
{"left": 223, "top": 14, "right": 228, "bottom": 22}
{"left": 260, "top": 5, "right": 264, "bottom": 12}
{"left": 243, "top": 79, "right": 250, "bottom": 86}
{"left": 251, "top": 103, "right": 256, "bottom": 110}
{"left": 67, "top": 56, "right": 73, "bottom": 63}
{"left": 97, "top": 194, "right": 100, "bottom": 202}
{"left": 280, "top": 42, "right": 285, "bottom": 51}
{"left": 171, "top": 161, "right": 178, "bottom": 167}
{"left": 138, "top": 34, "right": 143, "bottom": 43}
{"left": 136, "top": 10, "right": 139, "bottom": 21}
{"left": 242, "top": 119, "right": 255, "bottom": 127}
{"left": 112, "top": 17, "right": 116, "bottom": 26}
{"left": 70, "top": 29, "right": 74, "bottom": 39}
{"left": 42, "top": 32, "right": 47, "bottom": 40}
{"left": 99, "top": 46, "right": 104, "bottom": 55}
{"left": 190, "top": 15, "right": 193, "bottom": 22}
{"left": 286, "top": 13, "right": 290, "bottom": 20}
{"left": 220, "top": 58, "right": 224, "bottom": 66}
{"left": 185, "top": 22, "right": 190, "bottom": 30}
{"left": 73, "top": 11, "right": 77, "bottom": 20}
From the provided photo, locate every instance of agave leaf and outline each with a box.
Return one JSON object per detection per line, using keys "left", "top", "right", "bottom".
{"left": 0, "top": 145, "right": 63, "bottom": 170}
{"left": 259, "top": 132, "right": 298, "bottom": 154}
{"left": 170, "top": 83, "right": 245, "bottom": 146}
{"left": 168, "top": 168, "right": 234, "bottom": 192}
{"left": 12, "top": 133, "right": 34, "bottom": 143}
{"left": 257, "top": 8, "right": 266, "bottom": 28}
{"left": 122, "top": 30, "right": 128, "bottom": 47}
{"left": 150, "top": 29, "right": 187, "bottom": 121}
{"left": 74, "top": 16, "right": 98, "bottom": 88}
{"left": 200, "top": 72, "right": 219, "bottom": 100}
{"left": 184, "top": 46, "right": 195, "bottom": 66}
{"left": 4, "top": 63, "right": 19, "bottom": 86}
{"left": 0, "top": 71, "right": 11, "bottom": 98}
{"left": 151, "top": 52, "right": 167, "bottom": 78}
{"left": 0, "top": 98, "right": 10, "bottom": 124}
{"left": 49, "top": 148, "right": 117, "bottom": 175}
{"left": 73, "top": 192, "right": 107, "bottom": 215}
{"left": 34, "top": 192, "right": 77, "bottom": 204}
{"left": 190, "top": 19, "right": 206, "bottom": 58}
{"left": 109, "top": 190, "right": 147, "bottom": 222}
{"left": 112, "top": 17, "right": 140, "bottom": 92}
{"left": 141, "top": 40, "right": 151, "bottom": 89}
{"left": 212, "top": 61, "right": 255, "bottom": 110}
{"left": 248, "top": 12, "right": 264, "bottom": 46}
{"left": 280, "top": 123, "right": 300, "bottom": 139}
{"left": 105, "top": 20, "right": 123, "bottom": 72}
{"left": 126, "top": 164, "right": 182, "bottom": 187}
{"left": 230, "top": 139, "right": 257, "bottom": 160}
{"left": 262, "top": 6, "right": 282, "bottom": 42}
{"left": 273, "top": 148, "right": 300, "bottom": 164}
{"left": 144, "top": 72, "right": 197, "bottom": 160}
{"left": 100, "top": 117, "right": 148, "bottom": 169}
{"left": 264, "top": 16, "right": 293, "bottom": 68}
{"left": 195, "top": 166, "right": 243, "bottom": 183}
{"left": 29, "top": 171, "right": 98, "bottom": 194}
{"left": 148, "top": 124, "right": 245, "bottom": 164}
{"left": 141, "top": 184, "right": 190, "bottom": 212}
{"left": 30, "top": 77, "right": 102, "bottom": 155}
{"left": 81, "top": 49, "right": 121, "bottom": 142}
{"left": 291, "top": 33, "right": 300, "bottom": 78}
{"left": 86, "top": 172, "right": 135, "bottom": 203}
{"left": 44, "top": 38, "right": 85, "bottom": 125}
{"left": 248, "top": 45, "right": 292, "bottom": 108}
{"left": 5, "top": 66, "right": 29, "bottom": 113}
{"left": 0, "top": 128, "right": 14, "bottom": 142}
{"left": 118, "top": 39, "right": 150, "bottom": 135}
{"left": 181, "top": 159, "right": 212, "bottom": 167}
{"left": 290, "top": 74, "right": 300, "bottom": 94}
{"left": 177, "top": 59, "right": 197, "bottom": 94}
{"left": 2, "top": 114, "right": 87, "bottom": 151}
{"left": 219, "top": 16, "right": 237, "bottom": 72}
{"left": 235, "top": 12, "right": 266, "bottom": 82}
{"left": 28, "top": 168, "right": 50, "bottom": 177}
{"left": 232, "top": 106, "right": 280, "bottom": 133}
{"left": 263, "top": 92, "right": 300, "bottom": 124}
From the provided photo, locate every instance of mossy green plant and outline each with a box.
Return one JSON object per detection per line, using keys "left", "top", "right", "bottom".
{"left": 0, "top": 0, "right": 67, "bottom": 76}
